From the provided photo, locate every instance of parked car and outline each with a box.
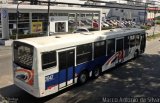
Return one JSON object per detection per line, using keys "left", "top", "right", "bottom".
{"left": 86, "top": 19, "right": 92, "bottom": 25}
{"left": 92, "top": 20, "right": 99, "bottom": 28}
{"left": 146, "top": 20, "right": 155, "bottom": 26}
{"left": 72, "top": 27, "right": 97, "bottom": 33}
{"left": 101, "top": 22, "right": 109, "bottom": 27}
{"left": 72, "top": 28, "right": 89, "bottom": 33}
{"left": 68, "top": 20, "right": 76, "bottom": 26}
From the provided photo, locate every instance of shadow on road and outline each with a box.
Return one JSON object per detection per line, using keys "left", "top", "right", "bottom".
{"left": 0, "top": 54, "right": 160, "bottom": 103}
{"left": 0, "top": 84, "right": 78, "bottom": 103}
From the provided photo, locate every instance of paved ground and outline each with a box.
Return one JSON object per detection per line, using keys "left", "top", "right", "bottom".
{"left": 0, "top": 46, "right": 12, "bottom": 88}
{"left": 0, "top": 38, "right": 160, "bottom": 103}
{"left": 146, "top": 25, "right": 160, "bottom": 36}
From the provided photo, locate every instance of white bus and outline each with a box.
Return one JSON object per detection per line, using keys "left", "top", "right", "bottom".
{"left": 12, "top": 28, "right": 146, "bottom": 97}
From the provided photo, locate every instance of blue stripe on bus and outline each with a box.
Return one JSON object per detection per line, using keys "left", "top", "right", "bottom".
{"left": 58, "top": 69, "right": 66, "bottom": 84}
{"left": 75, "top": 56, "right": 108, "bottom": 75}
{"left": 68, "top": 67, "right": 73, "bottom": 80}
{"left": 45, "top": 54, "right": 121, "bottom": 90}
{"left": 45, "top": 73, "right": 58, "bottom": 90}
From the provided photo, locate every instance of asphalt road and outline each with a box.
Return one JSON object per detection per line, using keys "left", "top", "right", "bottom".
{"left": 0, "top": 38, "right": 160, "bottom": 103}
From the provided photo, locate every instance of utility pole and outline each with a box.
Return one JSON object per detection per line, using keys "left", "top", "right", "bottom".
{"left": 47, "top": 0, "right": 51, "bottom": 36}
{"left": 143, "top": 3, "right": 147, "bottom": 25}
{"left": 153, "top": 7, "right": 158, "bottom": 35}
{"left": 16, "top": 1, "right": 24, "bottom": 39}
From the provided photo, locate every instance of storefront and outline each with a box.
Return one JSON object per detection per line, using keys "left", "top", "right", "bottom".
{"left": 0, "top": 4, "right": 101, "bottom": 39}
{"left": 50, "top": 13, "right": 69, "bottom": 33}
{"left": 147, "top": 7, "right": 160, "bottom": 20}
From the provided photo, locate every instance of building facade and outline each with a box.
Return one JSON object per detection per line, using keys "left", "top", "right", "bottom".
{"left": 0, "top": 0, "right": 160, "bottom": 40}
{"left": 0, "top": 4, "right": 101, "bottom": 39}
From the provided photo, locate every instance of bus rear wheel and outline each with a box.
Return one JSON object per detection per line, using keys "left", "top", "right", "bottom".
{"left": 93, "top": 67, "right": 100, "bottom": 78}
{"left": 78, "top": 71, "right": 88, "bottom": 84}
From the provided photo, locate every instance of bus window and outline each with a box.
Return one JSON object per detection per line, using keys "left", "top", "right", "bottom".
{"left": 94, "top": 40, "right": 106, "bottom": 58}
{"left": 107, "top": 39, "right": 115, "bottom": 56}
{"left": 116, "top": 38, "right": 124, "bottom": 51}
{"left": 58, "top": 50, "right": 74, "bottom": 70}
{"left": 124, "top": 36, "right": 129, "bottom": 49}
{"left": 135, "top": 34, "right": 140, "bottom": 46}
{"left": 124, "top": 36, "right": 130, "bottom": 57}
{"left": 76, "top": 43, "right": 92, "bottom": 64}
{"left": 58, "top": 51, "right": 67, "bottom": 70}
{"left": 14, "top": 42, "right": 33, "bottom": 70}
{"left": 129, "top": 35, "right": 135, "bottom": 47}
{"left": 140, "top": 34, "right": 146, "bottom": 52}
{"left": 42, "top": 51, "right": 56, "bottom": 70}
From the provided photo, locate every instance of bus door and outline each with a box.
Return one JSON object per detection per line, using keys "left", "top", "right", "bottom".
{"left": 116, "top": 38, "right": 124, "bottom": 64}
{"left": 140, "top": 34, "right": 146, "bottom": 53}
{"left": 58, "top": 48, "right": 75, "bottom": 89}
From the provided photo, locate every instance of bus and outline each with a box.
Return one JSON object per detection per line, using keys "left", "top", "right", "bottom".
{"left": 12, "top": 28, "right": 146, "bottom": 97}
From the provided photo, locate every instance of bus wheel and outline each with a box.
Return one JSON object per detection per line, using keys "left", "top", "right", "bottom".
{"left": 78, "top": 71, "right": 88, "bottom": 84}
{"left": 93, "top": 67, "right": 100, "bottom": 78}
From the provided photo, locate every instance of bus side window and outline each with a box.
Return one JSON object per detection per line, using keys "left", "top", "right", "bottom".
{"left": 124, "top": 36, "right": 129, "bottom": 49}
{"left": 140, "top": 33, "right": 146, "bottom": 52}
{"left": 129, "top": 35, "right": 135, "bottom": 48}
{"left": 94, "top": 40, "right": 106, "bottom": 58}
{"left": 135, "top": 34, "right": 140, "bottom": 46}
{"left": 76, "top": 43, "right": 92, "bottom": 64}
{"left": 107, "top": 39, "right": 115, "bottom": 56}
{"left": 41, "top": 51, "right": 57, "bottom": 70}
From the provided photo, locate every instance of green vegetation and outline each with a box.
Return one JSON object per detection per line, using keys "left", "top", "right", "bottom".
{"left": 141, "top": 25, "right": 151, "bottom": 30}
{"left": 10, "top": 33, "right": 45, "bottom": 39}
{"left": 88, "top": 28, "right": 99, "bottom": 31}
{"left": 155, "top": 16, "right": 160, "bottom": 20}
{"left": 147, "top": 33, "right": 160, "bottom": 41}
{"left": 156, "top": 20, "right": 160, "bottom": 25}
{"left": 68, "top": 28, "right": 74, "bottom": 33}
{"left": 102, "top": 26, "right": 112, "bottom": 30}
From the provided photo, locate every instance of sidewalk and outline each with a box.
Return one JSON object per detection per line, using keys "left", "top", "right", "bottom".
{"left": 146, "top": 25, "right": 160, "bottom": 36}
{"left": 0, "top": 46, "right": 11, "bottom": 51}
{"left": 0, "top": 39, "right": 13, "bottom": 46}
{"left": 0, "top": 46, "right": 11, "bottom": 58}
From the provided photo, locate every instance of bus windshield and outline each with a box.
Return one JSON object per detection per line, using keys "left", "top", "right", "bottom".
{"left": 13, "top": 41, "right": 33, "bottom": 70}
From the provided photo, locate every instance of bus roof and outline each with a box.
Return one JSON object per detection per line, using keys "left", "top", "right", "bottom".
{"left": 15, "top": 28, "right": 145, "bottom": 50}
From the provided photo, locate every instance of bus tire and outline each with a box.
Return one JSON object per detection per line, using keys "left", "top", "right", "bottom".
{"left": 78, "top": 71, "right": 88, "bottom": 84}
{"left": 92, "top": 67, "right": 101, "bottom": 78}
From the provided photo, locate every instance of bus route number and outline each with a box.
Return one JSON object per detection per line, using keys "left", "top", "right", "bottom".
{"left": 45, "top": 74, "right": 54, "bottom": 82}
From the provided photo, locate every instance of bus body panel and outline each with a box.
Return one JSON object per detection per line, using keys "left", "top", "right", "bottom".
{"left": 41, "top": 36, "right": 144, "bottom": 97}
{"left": 12, "top": 43, "right": 40, "bottom": 97}
{"left": 12, "top": 29, "right": 146, "bottom": 97}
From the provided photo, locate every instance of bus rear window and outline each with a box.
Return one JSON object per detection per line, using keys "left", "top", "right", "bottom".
{"left": 13, "top": 41, "right": 33, "bottom": 70}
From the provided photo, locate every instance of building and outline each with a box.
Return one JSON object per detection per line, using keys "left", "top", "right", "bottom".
{"left": 0, "top": 0, "right": 160, "bottom": 40}
{"left": 147, "top": 7, "right": 160, "bottom": 20}
{"left": 0, "top": 4, "right": 101, "bottom": 39}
